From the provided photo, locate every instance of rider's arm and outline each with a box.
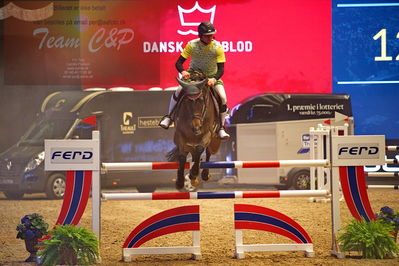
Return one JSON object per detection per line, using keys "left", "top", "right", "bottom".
{"left": 212, "top": 63, "right": 224, "bottom": 80}
{"left": 175, "top": 55, "right": 186, "bottom": 73}
{"left": 176, "top": 42, "right": 192, "bottom": 74}
{"left": 212, "top": 44, "right": 226, "bottom": 80}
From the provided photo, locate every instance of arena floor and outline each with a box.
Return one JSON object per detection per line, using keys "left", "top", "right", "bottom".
{"left": 1, "top": 189, "right": 399, "bottom": 266}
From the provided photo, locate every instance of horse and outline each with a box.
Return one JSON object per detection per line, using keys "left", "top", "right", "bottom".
{"left": 167, "top": 71, "right": 221, "bottom": 191}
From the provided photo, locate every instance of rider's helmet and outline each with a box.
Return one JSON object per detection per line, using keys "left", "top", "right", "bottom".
{"left": 198, "top": 21, "right": 216, "bottom": 36}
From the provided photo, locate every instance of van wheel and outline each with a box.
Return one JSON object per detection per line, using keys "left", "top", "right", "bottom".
{"left": 4, "top": 191, "right": 24, "bottom": 199}
{"left": 136, "top": 186, "right": 156, "bottom": 193}
{"left": 292, "top": 170, "right": 311, "bottom": 190}
{"left": 46, "top": 173, "right": 66, "bottom": 199}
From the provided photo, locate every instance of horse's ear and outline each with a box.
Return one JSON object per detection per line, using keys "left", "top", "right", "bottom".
{"left": 195, "top": 78, "right": 208, "bottom": 89}
{"left": 176, "top": 77, "right": 187, "bottom": 88}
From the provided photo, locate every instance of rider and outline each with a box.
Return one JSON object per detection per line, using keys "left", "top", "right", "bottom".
{"left": 159, "top": 21, "right": 230, "bottom": 139}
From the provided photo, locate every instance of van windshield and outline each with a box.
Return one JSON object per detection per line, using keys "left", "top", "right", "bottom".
{"left": 19, "top": 118, "right": 75, "bottom": 145}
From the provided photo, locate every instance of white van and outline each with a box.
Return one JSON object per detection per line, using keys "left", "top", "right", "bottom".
{"left": 221, "top": 94, "right": 354, "bottom": 189}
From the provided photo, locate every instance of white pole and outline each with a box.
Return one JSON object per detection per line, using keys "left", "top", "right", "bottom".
{"left": 366, "top": 172, "right": 399, "bottom": 177}
{"left": 386, "top": 146, "right": 399, "bottom": 151}
{"left": 367, "top": 185, "right": 399, "bottom": 189}
{"left": 92, "top": 131, "right": 101, "bottom": 240}
{"left": 329, "top": 128, "right": 344, "bottom": 258}
{"left": 310, "top": 127, "right": 316, "bottom": 190}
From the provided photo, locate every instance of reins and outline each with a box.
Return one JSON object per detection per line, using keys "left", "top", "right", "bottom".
{"left": 190, "top": 87, "right": 209, "bottom": 126}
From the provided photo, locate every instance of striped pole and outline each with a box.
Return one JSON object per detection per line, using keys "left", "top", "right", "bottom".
{"left": 102, "top": 190, "right": 329, "bottom": 201}
{"left": 386, "top": 146, "right": 399, "bottom": 151}
{"left": 102, "top": 159, "right": 329, "bottom": 172}
{"left": 366, "top": 172, "right": 399, "bottom": 177}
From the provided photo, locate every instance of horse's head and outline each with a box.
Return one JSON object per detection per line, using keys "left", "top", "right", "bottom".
{"left": 176, "top": 77, "right": 207, "bottom": 98}
{"left": 176, "top": 74, "right": 209, "bottom": 136}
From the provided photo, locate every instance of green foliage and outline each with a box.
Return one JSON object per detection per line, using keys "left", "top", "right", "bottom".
{"left": 16, "top": 213, "right": 49, "bottom": 240}
{"left": 38, "top": 224, "right": 99, "bottom": 266}
{"left": 339, "top": 218, "right": 399, "bottom": 259}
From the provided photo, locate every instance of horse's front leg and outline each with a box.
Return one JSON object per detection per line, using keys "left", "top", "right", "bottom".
{"left": 189, "top": 145, "right": 204, "bottom": 187}
{"left": 176, "top": 152, "right": 188, "bottom": 190}
{"left": 201, "top": 148, "right": 211, "bottom": 181}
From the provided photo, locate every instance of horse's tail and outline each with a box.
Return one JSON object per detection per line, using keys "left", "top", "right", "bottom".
{"left": 166, "top": 146, "right": 180, "bottom": 162}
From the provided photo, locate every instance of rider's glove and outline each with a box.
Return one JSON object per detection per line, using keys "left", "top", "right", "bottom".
{"left": 208, "top": 78, "right": 217, "bottom": 87}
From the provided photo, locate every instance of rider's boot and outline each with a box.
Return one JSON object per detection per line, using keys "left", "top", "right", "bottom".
{"left": 218, "top": 105, "right": 230, "bottom": 139}
{"left": 159, "top": 115, "right": 172, "bottom": 129}
{"left": 159, "top": 93, "right": 178, "bottom": 129}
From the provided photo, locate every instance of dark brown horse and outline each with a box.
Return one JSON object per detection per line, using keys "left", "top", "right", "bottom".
{"left": 167, "top": 72, "right": 221, "bottom": 191}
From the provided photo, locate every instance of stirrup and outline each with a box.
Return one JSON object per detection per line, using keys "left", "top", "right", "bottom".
{"left": 159, "top": 115, "right": 172, "bottom": 129}
{"left": 218, "top": 127, "right": 230, "bottom": 140}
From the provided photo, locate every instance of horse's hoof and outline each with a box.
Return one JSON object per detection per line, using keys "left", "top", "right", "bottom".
{"left": 191, "top": 178, "right": 200, "bottom": 187}
{"left": 201, "top": 173, "right": 211, "bottom": 181}
{"left": 175, "top": 181, "right": 184, "bottom": 191}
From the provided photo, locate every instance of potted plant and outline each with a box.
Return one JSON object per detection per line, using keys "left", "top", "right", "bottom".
{"left": 16, "top": 213, "right": 49, "bottom": 262}
{"left": 38, "top": 224, "right": 99, "bottom": 266}
{"left": 376, "top": 206, "right": 399, "bottom": 242}
{"left": 339, "top": 218, "right": 399, "bottom": 259}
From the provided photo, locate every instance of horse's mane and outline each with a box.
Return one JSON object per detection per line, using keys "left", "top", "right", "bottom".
{"left": 187, "top": 70, "right": 207, "bottom": 82}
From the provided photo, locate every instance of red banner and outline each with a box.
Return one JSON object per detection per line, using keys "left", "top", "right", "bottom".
{"left": 4, "top": 0, "right": 331, "bottom": 107}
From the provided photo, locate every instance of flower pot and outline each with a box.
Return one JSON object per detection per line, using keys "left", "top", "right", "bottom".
{"left": 24, "top": 238, "right": 38, "bottom": 262}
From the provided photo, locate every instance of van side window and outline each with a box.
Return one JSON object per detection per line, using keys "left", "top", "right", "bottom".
{"left": 248, "top": 104, "right": 274, "bottom": 121}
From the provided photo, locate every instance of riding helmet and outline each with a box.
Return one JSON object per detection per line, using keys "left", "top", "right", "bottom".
{"left": 198, "top": 21, "right": 216, "bottom": 35}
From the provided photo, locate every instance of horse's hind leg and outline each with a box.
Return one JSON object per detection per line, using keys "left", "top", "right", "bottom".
{"left": 176, "top": 152, "right": 188, "bottom": 190}
{"left": 201, "top": 148, "right": 211, "bottom": 181}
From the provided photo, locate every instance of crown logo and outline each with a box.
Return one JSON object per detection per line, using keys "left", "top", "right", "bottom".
{"left": 177, "top": 1, "right": 216, "bottom": 36}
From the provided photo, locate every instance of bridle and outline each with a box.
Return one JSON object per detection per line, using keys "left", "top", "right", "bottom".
{"left": 187, "top": 87, "right": 209, "bottom": 135}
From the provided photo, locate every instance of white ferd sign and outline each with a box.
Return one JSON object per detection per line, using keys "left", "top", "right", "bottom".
{"left": 45, "top": 139, "right": 100, "bottom": 171}
{"left": 331, "top": 135, "right": 385, "bottom": 166}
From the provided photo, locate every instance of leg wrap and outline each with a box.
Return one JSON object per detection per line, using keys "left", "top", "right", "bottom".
{"left": 214, "top": 84, "right": 227, "bottom": 105}
{"left": 168, "top": 86, "right": 183, "bottom": 114}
